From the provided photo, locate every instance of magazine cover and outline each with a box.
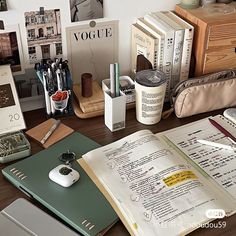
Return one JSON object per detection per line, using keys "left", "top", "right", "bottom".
{"left": 66, "top": 20, "right": 118, "bottom": 84}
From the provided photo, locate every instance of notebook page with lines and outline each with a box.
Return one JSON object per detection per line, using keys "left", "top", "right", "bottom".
{"left": 164, "top": 115, "right": 236, "bottom": 199}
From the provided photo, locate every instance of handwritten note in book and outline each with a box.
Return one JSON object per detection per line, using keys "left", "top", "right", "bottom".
{"left": 83, "top": 130, "right": 227, "bottom": 236}
{"left": 164, "top": 115, "right": 236, "bottom": 199}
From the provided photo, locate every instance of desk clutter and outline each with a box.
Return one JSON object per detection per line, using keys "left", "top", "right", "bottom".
{"left": 2, "top": 1, "right": 236, "bottom": 236}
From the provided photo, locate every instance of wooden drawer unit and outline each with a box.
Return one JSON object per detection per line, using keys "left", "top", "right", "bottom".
{"left": 175, "top": 3, "right": 236, "bottom": 77}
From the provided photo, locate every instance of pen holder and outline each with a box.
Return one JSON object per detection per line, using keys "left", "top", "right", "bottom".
{"left": 104, "top": 91, "right": 126, "bottom": 132}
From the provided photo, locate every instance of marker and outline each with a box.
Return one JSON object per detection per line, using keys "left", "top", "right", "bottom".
{"left": 115, "top": 63, "right": 120, "bottom": 97}
{"left": 209, "top": 118, "right": 236, "bottom": 143}
{"left": 110, "top": 64, "right": 115, "bottom": 97}
{"left": 197, "top": 139, "right": 236, "bottom": 151}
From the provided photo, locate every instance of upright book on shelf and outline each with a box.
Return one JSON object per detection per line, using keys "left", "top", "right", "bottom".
{"left": 131, "top": 24, "right": 156, "bottom": 75}
{"left": 155, "top": 11, "right": 185, "bottom": 89}
{"left": 163, "top": 11, "right": 194, "bottom": 81}
{"left": 144, "top": 13, "right": 175, "bottom": 100}
{"left": 79, "top": 115, "right": 236, "bottom": 236}
{"left": 136, "top": 18, "right": 165, "bottom": 72}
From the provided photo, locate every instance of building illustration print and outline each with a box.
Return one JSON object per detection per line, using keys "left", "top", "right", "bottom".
{"left": 25, "top": 8, "right": 62, "bottom": 64}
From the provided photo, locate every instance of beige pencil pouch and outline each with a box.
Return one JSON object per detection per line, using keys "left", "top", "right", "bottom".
{"left": 163, "top": 69, "right": 236, "bottom": 118}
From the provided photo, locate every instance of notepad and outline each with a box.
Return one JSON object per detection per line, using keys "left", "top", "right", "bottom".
{"left": 26, "top": 118, "right": 74, "bottom": 148}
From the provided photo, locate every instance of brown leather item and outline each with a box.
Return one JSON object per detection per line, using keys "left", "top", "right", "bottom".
{"left": 136, "top": 55, "right": 153, "bottom": 72}
{"left": 81, "top": 73, "right": 93, "bottom": 97}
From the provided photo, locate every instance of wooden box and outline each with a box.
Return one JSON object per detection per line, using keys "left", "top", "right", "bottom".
{"left": 175, "top": 3, "right": 236, "bottom": 76}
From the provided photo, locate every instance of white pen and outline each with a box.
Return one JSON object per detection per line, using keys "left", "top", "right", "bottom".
{"left": 40, "top": 120, "right": 61, "bottom": 144}
{"left": 197, "top": 139, "right": 236, "bottom": 151}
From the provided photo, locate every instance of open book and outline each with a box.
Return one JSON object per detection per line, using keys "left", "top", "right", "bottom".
{"left": 78, "top": 115, "right": 236, "bottom": 236}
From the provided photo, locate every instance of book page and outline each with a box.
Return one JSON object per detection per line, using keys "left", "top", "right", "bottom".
{"left": 164, "top": 115, "right": 236, "bottom": 199}
{"left": 82, "top": 130, "right": 229, "bottom": 236}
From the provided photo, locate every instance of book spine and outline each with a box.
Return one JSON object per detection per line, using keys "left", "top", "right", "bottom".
{"left": 144, "top": 14, "right": 174, "bottom": 100}
{"left": 180, "top": 28, "right": 194, "bottom": 81}
{"left": 171, "top": 30, "right": 184, "bottom": 88}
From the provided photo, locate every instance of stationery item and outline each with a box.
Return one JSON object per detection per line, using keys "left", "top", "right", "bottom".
{"left": 109, "top": 63, "right": 116, "bottom": 98}
{"left": 115, "top": 63, "right": 120, "bottom": 97}
{"left": 197, "top": 139, "right": 236, "bottom": 151}
{"left": 135, "top": 69, "right": 166, "bottom": 125}
{"left": 35, "top": 58, "right": 74, "bottom": 117}
{"left": 223, "top": 108, "right": 236, "bottom": 124}
{"left": 0, "top": 131, "right": 31, "bottom": 163}
{"left": 0, "top": 198, "right": 78, "bottom": 236}
{"left": 79, "top": 114, "right": 236, "bottom": 236}
{"left": 102, "top": 76, "right": 135, "bottom": 104}
{"left": 104, "top": 90, "right": 126, "bottom": 132}
{"left": 26, "top": 118, "right": 74, "bottom": 148}
{"left": 0, "top": 65, "right": 26, "bottom": 135}
{"left": 165, "top": 69, "right": 236, "bottom": 118}
{"left": 40, "top": 119, "right": 61, "bottom": 145}
{"left": 209, "top": 118, "right": 236, "bottom": 143}
{"left": 2, "top": 132, "right": 118, "bottom": 236}
{"left": 81, "top": 73, "right": 93, "bottom": 97}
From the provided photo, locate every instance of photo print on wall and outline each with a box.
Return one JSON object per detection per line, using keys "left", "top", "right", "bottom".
{"left": 0, "top": 25, "right": 25, "bottom": 75}
{"left": 70, "top": 0, "right": 103, "bottom": 22}
{"left": 24, "top": 8, "right": 63, "bottom": 64}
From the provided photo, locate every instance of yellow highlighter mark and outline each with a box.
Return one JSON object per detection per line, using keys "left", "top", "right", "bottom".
{"left": 163, "top": 171, "right": 197, "bottom": 187}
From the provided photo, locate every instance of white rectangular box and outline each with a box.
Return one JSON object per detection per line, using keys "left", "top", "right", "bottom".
{"left": 104, "top": 91, "right": 126, "bottom": 132}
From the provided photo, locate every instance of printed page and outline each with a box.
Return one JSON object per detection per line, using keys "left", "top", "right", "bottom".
{"left": 82, "top": 130, "right": 229, "bottom": 236}
{"left": 164, "top": 115, "right": 236, "bottom": 199}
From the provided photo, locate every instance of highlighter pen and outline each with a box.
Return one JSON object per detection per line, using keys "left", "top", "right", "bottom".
{"left": 115, "top": 63, "right": 120, "bottom": 97}
{"left": 110, "top": 63, "right": 116, "bottom": 97}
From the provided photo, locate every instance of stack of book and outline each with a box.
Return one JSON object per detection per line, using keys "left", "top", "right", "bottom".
{"left": 131, "top": 11, "right": 194, "bottom": 100}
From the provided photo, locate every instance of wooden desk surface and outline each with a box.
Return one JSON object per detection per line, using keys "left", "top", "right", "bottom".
{"left": 0, "top": 108, "right": 235, "bottom": 236}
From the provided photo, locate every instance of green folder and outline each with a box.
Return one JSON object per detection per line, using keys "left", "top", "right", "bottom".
{"left": 2, "top": 132, "right": 118, "bottom": 236}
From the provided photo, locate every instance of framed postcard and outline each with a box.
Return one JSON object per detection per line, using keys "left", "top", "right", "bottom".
{"left": 70, "top": 0, "right": 103, "bottom": 22}
{"left": 0, "top": 65, "right": 26, "bottom": 135}
{"left": 24, "top": 8, "right": 63, "bottom": 64}
{"left": 0, "top": 24, "right": 25, "bottom": 75}
{"left": 66, "top": 19, "right": 118, "bottom": 84}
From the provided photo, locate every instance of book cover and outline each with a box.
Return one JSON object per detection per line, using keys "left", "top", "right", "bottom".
{"left": 2, "top": 132, "right": 118, "bottom": 236}
{"left": 131, "top": 24, "right": 156, "bottom": 75}
{"left": 0, "top": 65, "right": 26, "bottom": 135}
{"left": 136, "top": 18, "right": 164, "bottom": 72}
{"left": 66, "top": 20, "right": 119, "bottom": 84}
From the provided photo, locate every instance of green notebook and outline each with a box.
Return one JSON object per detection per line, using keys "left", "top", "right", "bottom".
{"left": 2, "top": 132, "right": 118, "bottom": 236}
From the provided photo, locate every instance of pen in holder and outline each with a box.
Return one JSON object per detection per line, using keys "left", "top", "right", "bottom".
{"left": 104, "top": 90, "right": 126, "bottom": 132}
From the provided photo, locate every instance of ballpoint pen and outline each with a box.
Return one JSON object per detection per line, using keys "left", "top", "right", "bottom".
{"left": 40, "top": 120, "right": 61, "bottom": 144}
{"left": 208, "top": 118, "right": 236, "bottom": 143}
{"left": 197, "top": 139, "right": 236, "bottom": 151}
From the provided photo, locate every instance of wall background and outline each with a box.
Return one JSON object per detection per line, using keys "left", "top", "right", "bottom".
{"left": 1, "top": 0, "right": 180, "bottom": 74}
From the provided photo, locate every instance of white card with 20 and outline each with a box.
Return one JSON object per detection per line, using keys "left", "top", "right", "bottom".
{"left": 0, "top": 65, "right": 26, "bottom": 135}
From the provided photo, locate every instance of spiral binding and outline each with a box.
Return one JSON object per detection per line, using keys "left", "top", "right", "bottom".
{"left": 10, "top": 167, "right": 27, "bottom": 180}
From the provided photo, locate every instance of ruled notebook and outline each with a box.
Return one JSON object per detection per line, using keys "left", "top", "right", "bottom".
{"left": 2, "top": 132, "right": 118, "bottom": 236}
